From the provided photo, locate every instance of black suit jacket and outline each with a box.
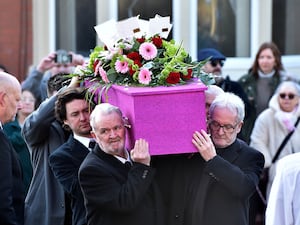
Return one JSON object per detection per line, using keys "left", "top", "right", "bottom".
{"left": 0, "top": 129, "right": 24, "bottom": 225}
{"left": 49, "top": 135, "right": 90, "bottom": 225}
{"left": 78, "top": 145, "right": 165, "bottom": 225}
{"left": 154, "top": 139, "right": 265, "bottom": 225}
{"left": 190, "top": 139, "right": 264, "bottom": 225}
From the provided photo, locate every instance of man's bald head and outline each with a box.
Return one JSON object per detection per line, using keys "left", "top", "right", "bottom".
{"left": 0, "top": 72, "right": 22, "bottom": 124}
{"left": 0, "top": 72, "right": 21, "bottom": 90}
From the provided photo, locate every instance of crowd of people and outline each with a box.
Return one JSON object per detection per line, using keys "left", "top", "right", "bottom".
{"left": 1, "top": 42, "right": 299, "bottom": 225}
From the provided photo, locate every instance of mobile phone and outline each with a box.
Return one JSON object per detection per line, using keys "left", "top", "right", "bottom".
{"left": 54, "top": 52, "right": 72, "bottom": 64}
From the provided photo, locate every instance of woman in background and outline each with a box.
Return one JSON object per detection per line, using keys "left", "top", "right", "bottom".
{"left": 4, "top": 89, "right": 37, "bottom": 194}
{"left": 238, "top": 42, "right": 286, "bottom": 143}
{"left": 250, "top": 81, "right": 300, "bottom": 197}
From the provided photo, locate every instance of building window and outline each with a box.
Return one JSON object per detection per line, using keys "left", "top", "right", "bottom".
{"left": 55, "top": 0, "right": 96, "bottom": 57}
{"left": 272, "top": 0, "right": 300, "bottom": 55}
{"left": 197, "top": 0, "right": 250, "bottom": 58}
{"left": 118, "top": 0, "right": 172, "bottom": 22}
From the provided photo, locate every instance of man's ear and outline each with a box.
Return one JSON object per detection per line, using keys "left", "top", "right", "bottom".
{"left": 236, "top": 121, "right": 244, "bottom": 133}
{"left": 91, "top": 131, "right": 96, "bottom": 139}
{"left": 0, "top": 92, "right": 6, "bottom": 106}
{"left": 63, "top": 119, "right": 69, "bottom": 127}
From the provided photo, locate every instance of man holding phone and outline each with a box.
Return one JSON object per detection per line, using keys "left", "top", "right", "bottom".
{"left": 22, "top": 49, "right": 85, "bottom": 106}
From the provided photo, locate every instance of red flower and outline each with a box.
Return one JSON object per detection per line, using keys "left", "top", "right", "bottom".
{"left": 93, "top": 59, "right": 99, "bottom": 71}
{"left": 166, "top": 72, "right": 181, "bottom": 84}
{"left": 151, "top": 36, "right": 163, "bottom": 48}
{"left": 180, "top": 69, "right": 193, "bottom": 81}
{"left": 136, "top": 37, "right": 145, "bottom": 44}
{"left": 129, "top": 60, "right": 142, "bottom": 76}
{"left": 127, "top": 52, "right": 142, "bottom": 61}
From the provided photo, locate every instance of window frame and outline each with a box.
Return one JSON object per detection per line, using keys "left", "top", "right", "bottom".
{"left": 40, "top": 0, "right": 300, "bottom": 80}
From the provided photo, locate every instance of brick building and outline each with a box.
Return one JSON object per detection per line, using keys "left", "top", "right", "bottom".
{"left": 0, "top": 0, "right": 32, "bottom": 82}
{"left": 1, "top": 1, "right": 300, "bottom": 82}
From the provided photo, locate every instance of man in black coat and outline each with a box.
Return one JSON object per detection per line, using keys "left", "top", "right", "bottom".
{"left": 154, "top": 92, "right": 264, "bottom": 225}
{"left": 190, "top": 92, "right": 264, "bottom": 225}
{"left": 78, "top": 103, "right": 164, "bottom": 225}
{"left": 49, "top": 87, "right": 94, "bottom": 225}
{"left": 0, "top": 72, "right": 24, "bottom": 225}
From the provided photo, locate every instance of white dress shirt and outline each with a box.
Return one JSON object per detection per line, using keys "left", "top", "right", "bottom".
{"left": 114, "top": 149, "right": 132, "bottom": 165}
{"left": 73, "top": 134, "right": 92, "bottom": 150}
{"left": 266, "top": 152, "right": 300, "bottom": 225}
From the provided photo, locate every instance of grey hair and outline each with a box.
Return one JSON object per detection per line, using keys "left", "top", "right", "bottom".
{"left": 90, "top": 103, "right": 123, "bottom": 131}
{"left": 209, "top": 92, "right": 245, "bottom": 122}
{"left": 205, "top": 85, "right": 224, "bottom": 97}
{"left": 275, "top": 80, "right": 300, "bottom": 95}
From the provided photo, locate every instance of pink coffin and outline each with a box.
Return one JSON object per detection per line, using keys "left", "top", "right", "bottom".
{"left": 102, "top": 81, "right": 207, "bottom": 155}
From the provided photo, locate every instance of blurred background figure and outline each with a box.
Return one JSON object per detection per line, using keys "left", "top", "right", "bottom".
{"left": 198, "top": 48, "right": 226, "bottom": 77}
{"left": 250, "top": 80, "right": 300, "bottom": 197}
{"left": 22, "top": 49, "right": 85, "bottom": 106}
{"left": 3, "top": 89, "right": 37, "bottom": 195}
{"left": 239, "top": 42, "right": 287, "bottom": 225}
{"left": 238, "top": 42, "right": 286, "bottom": 142}
{"left": 265, "top": 152, "right": 300, "bottom": 225}
{"left": 22, "top": 74, "right": 75, "bottom": 225}
{"left": 250, "top": 81, "right": 300, "bottom": 225}
{"left": 204, "top": 84, "right": 224, "bottom": 118}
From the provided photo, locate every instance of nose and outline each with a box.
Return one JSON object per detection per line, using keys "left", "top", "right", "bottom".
{"left": 17, "top": 101, "right": 23, "bottom": 110}
{"left": 108, "top": 129, "right": 118, "bottom": 137}
{"left": 79, "top": 112, "right": 89, "bottom": 121}
{"left": 217, "top": 126, "right": 226, "bottom": 135}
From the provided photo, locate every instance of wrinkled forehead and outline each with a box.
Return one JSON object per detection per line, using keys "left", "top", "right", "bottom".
{"left": 93, "top": 111, "right": 123, "bottom": 128}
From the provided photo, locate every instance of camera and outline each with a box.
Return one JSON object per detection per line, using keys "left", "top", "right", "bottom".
{"left": 54, "top": 51, "right": 72, "bottom": 64}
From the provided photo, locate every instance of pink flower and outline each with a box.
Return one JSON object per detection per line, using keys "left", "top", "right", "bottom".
{"left": 115, "top": 60, "right": 129, "bottom": 74}
{"left": 99, "top": 67, "right": 109, "bottom": 83}
{"left": 138, "top": 68, "right": 152, "bottom": 85}
{"left": 139, "top": 42, "right": 157, "bottom": 60}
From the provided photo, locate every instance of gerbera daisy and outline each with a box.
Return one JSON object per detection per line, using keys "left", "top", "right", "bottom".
{"left": 115, "top": 60, "right": 129, "bottom": 73}
{"left": 139, "top": 42, "right": 157, "bottom": 60}
{"left": 138, "top": 68, "right": 152, "bottom": 85}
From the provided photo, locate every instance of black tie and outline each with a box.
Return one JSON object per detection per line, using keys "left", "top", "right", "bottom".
{"left": 124, "top": 161, "right": 132, "bottom": 169}
{"left": 89, "top": 140, "right": 96, "bottom": 149}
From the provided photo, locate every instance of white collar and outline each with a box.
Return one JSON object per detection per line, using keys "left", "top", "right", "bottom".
{"left": 73, "top": 134, "right": 92, "bottom": 149}
{"left": 114, "top": 149, "right": 131, "bottom": 164}
{"left": 258, "top": 69, "right": 275, "bottom": 78}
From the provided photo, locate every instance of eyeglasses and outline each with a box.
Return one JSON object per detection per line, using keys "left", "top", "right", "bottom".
{"left": 209, "top": 120, "right": 239, "bottom": 133}
{"left": 279, "top": 93, "right": 297, "bottom": 100}
{"left": 210, "top": 60, "right": 224, "bottom": 67}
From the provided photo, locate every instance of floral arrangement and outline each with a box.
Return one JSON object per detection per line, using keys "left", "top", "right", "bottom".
{"left": 72, "top": 16, "right": 214, "bottom": 102}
